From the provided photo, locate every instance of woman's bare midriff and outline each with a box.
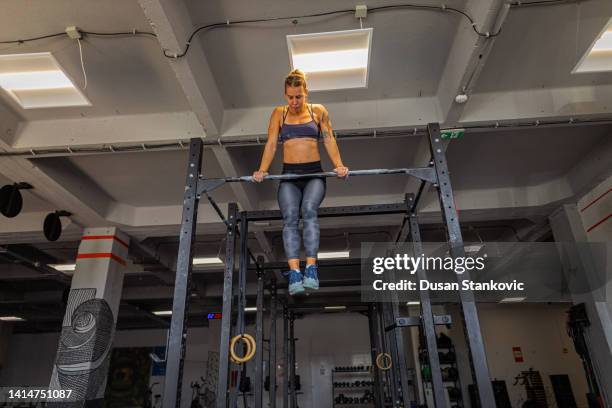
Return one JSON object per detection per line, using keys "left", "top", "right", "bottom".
{"left": 282, "top": 138, "right": 321, "bottom": 164}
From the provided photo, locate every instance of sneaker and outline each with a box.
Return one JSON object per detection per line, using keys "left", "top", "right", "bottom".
{"left": 284, "top": 269, "right": 305, "bottom": 296}
{"left": 303, "top": 264, "right": 320, "bottom": 291}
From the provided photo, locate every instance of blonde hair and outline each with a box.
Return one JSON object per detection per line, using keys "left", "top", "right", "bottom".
{"left": 285, "top": 69, "right": 307, "bottom": 92}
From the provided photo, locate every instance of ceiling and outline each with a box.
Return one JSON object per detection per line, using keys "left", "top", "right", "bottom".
{"left": 476, "top": 3, "right": 612, "bottom": 93}
{"left": 0, "top": 0, "right": 190, "bottom": 121}
{"left": 189, "top": 0, "right": 467, "bottom": 108}
{"left": 0, "top": 218, "right": 547, "bottom": 333}
{"left": 14, "top": 124, "right": 606, "bottom": 211}
{"left": 445, "top": 125, "right": 609, "bottom": 190}
{"left": 0, "top": 0, "right": 610, "bottom": 330}
{"left": 65, "top": 149, "right": 236, "bottom": 206}
{"left": 0, "top": 174, "right": 50, "bottom": 212}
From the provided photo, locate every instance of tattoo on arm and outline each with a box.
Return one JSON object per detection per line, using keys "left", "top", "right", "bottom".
{"left": 321, "top": 109, "right": 334, "bottom": 140}
{"left": 322, "top": 110, "right": 332, "bottom": 127}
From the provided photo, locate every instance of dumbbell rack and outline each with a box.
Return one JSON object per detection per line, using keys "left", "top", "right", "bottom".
{"left": 420, "top": 344, "right": 464, "bottom": 407}
{"left": 332, "top": 367, "right": 376, "bottom": 407}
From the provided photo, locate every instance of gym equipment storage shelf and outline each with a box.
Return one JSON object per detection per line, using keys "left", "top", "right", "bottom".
{"left": 419, "top": 343, "right": 464, "bottom": 408}
{"left": 332, "top": 366, "right": 376, "bottom": 407}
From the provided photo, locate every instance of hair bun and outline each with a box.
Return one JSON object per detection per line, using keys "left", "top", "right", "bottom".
{"left": 289, "top": 69, "right": 306, "bottom": 79}
{"left": 284, "top": 69, "right": 308, "bottom": 91}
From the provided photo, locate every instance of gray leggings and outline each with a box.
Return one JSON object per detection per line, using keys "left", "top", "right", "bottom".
{"left": 277, "top": 178, "right": 326, "bottom": 259}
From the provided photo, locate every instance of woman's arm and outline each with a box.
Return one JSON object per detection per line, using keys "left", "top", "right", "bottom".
{"left": 253, "top": 107, "right": 281, "bottom": 182}
{"left": 318, "top": 105, "right": 349, "bottom": 177}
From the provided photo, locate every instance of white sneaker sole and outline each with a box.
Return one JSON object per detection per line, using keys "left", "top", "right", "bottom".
{"left": 303, "top": 277, "right": 319, "bottom": 290}
{"left": 289, "top": 282, "right": 305, "bottom": 295}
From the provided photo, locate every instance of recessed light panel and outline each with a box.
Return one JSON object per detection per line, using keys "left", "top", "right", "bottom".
{"left": 573, "top": 19, "right": 612, "bottom": 73}
{"left": 0, "top": 52, "right": 90, "bottom": 109}
{"left": 287, "top": 29, "right": 373, "bottom": 91}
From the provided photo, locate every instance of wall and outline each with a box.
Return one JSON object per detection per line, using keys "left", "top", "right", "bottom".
{"left": 0, "top": 331, "right": 59, "bottom": 386}
{"left": 0, "top": 305, "right": 590, "bottom": 408}
{"left": 0, "top": 325, "right": 219, "bottom": 408}
{"left": 220, "top": 311, "right": 374, "bottom": 408}
{"left": 549, "top": 174, "right": 612, "bottom": 404}
{"left": 446, "top": 303, "right": 589, "bottom": 408}
{"left": 0, "top": 312, "right": 372, "bottom": 408}
{"left": 291, "top": 312, "right": 373, "bottom": 408}
{"left": 0, "top": 322, "right": 11, "bottom": 379}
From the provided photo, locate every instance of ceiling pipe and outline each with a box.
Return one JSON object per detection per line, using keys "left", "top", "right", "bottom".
{"left": 1, "top": 116, "right": 611, "bottom": 159}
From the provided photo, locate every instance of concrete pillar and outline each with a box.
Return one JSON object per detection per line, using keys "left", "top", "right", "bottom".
{"left": 49, "top": 227, "right": 129, "bottom": 407}
{"left": 549, "top": 205, "right": 612, "bottom": 404}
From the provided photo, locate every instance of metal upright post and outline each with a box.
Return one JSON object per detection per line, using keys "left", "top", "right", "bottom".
{"left": 289, "top": 311, "right": 297, "bottom": 408}
{"left": 282, "top": 306, "right": 289, "bottom": 408}
{"left": 383, "top": 197, "right": 415, "bottom": 408}
{"left": 269, "top": 279, "right": 278, "bottom": 408}
{"left": 236, "top": 214, "right": 249, "bottom": 334}
{"left": 378, "top": 304, "right": 399, "bottom": 406}
{"left": 217, "top": 203, "right": 239, "bottom": 408}
{"left": 254, "top": 256, "right": 265, "bottom": 408}
{"left": 427, "top": 122, "right": 496, "bottom": 407}
{"left": 162, "top": 138, "right": 202, "bottom": 408}
{"left": 368, "top": 304, "right": 386, "bottom": 408}
{"left": 229, "top": 214, "right": 250, "bottom": 408}
{"left": 409, "top": 214, "right": 447, "bottom": 407}
{"left": 382, "top": 298, "right": 407, "bottom": 407}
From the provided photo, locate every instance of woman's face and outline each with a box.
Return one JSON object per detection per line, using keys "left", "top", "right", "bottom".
{"left": 285, "top": 85, "right": 307, "bottom": 112}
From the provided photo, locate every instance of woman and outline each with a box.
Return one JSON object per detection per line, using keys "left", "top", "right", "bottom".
{"left": 252, "top": 69, "right": 349, "bottom": 295}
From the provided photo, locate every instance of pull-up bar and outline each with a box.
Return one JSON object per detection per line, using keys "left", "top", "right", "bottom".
{"left": 198, "top": 167, "right": 436, "bottom": 195}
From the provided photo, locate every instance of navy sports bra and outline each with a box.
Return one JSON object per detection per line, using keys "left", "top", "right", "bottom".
{"left": 278, "top": 104, "right": 321, "bottom": 143}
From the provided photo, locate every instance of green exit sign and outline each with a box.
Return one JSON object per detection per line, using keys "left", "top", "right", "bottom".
{"left": 441, "top": 128, "right": 465, "bottom": 139}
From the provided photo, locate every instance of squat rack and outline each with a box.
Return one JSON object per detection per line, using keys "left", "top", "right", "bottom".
{"left": 161, "top": 123, "right": 497, "bottom": 408}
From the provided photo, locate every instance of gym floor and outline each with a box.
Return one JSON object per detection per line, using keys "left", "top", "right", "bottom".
{"left": 0, "top": 1, "right": 610, "bottom": 408}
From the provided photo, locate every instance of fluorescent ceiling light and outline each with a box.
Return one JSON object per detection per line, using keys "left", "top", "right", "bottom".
{"left": 287, "top": 28, "right": 373, "bottom": 91}
{"left": 592, "top": 30, "right": 612, "bottom": 52}
{"left": 406, "top": 301, "right": 420, "bottom": 306}
{"left": 0, "top": 316, "right": 25, "bottom": 321}
{"left": 499, "top": 297, "right": 526, "bottom": 303}
{"left": 0, "top": 52, "right": 90, "bottom": 109}
{"left": 153, "top": 310, "right": 173, "bottom": 316}
{"left": 573, "top": 19, "right": 612, "bottom": 73}
{"left": 324, "top": 306, "right": 346, "bottom": 310}
{"left": 244, "top": 307, "right": 258, "bottom": 312}
{"left": 464, "top": 245, "right": 484, "bottom": 253}
{"left": 318, "top": 251, "right": 350, "bottom": 260}
{"left": 49, "top": 263, "right": 76, "bottom": 272}
{"left": 193, "top": 257, "right": 223, "bottom": 265}
{"left": 0, "top": 71, "right": 74, "bottom": 90}
{"left": 293, "top": 49, "right": 369, "bottom": 73}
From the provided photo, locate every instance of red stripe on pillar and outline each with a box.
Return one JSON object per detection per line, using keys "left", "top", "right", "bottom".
{"left": 81, "top": 235, "right": 129, "bottom": 249}
{"left": 586, "top": 214, "right": 611, "bottom": 233}
{"left": 76, "top": 253, "right": 127, "bottom": 266}
{"left": 580, "top": 188, "right": 611, "bottom": 213}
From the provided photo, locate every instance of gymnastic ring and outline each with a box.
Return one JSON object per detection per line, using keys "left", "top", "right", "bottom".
{"left": 376, "top": 353, "right": 393, "bottom": 371}
{"left": 229, "top": 335, "right": 250, "bottom": 364}
{"left": 230, "top": 334, "right": 256, "bottom": 364}
{"left": 239, "top": 334, "right": 256, "bottom": 362}
{"left": 230, "top": 334, "right": 254, "bottom": 364}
